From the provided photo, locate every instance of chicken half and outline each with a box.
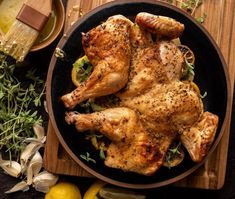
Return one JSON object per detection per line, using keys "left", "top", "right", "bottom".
{"left": 61, "top": 15, "right": 133, "bottom": 109}
{"left": 62, "top": 13, "right": 219, "bottom": 175}
{"left": 65, "top": 108, "right": 174, "bottom": 175}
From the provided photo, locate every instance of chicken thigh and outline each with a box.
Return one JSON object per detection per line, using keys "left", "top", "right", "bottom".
{"left": 61, "top": 15, "right": 133, "bottom": 109}
{"left": 65, "top": 108, "right": 174, "bottom": 175}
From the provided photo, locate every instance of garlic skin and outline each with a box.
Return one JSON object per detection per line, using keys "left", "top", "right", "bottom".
{"left": 33, "top": 171, "right": 58, "bottom": 193}
{"left": 33, "top": 124, "right": 46, "bottom": 141}
{"left": 0, "top": 154, "right": 21, "bottom": 178}
{"left": 26, "top": 151, "right": 43, "bottom": 185}
{"left": 5, "top": 181, "right": 29, "bottom": 194}
{"left": 20, "top": 142, "right": 43, "bottom": 172}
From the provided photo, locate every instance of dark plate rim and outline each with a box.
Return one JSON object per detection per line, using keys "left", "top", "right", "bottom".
{"left": 46, "top": 0, "right": 232, "bottom": 189}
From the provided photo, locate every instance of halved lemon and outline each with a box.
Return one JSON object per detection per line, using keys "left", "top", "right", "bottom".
{"left": 44, "top": 182, "right": 81, "bottom": 199}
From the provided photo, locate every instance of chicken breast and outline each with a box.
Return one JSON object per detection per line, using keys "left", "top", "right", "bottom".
{"left": 118, "top": 41, "right": 184, "bottom": 98}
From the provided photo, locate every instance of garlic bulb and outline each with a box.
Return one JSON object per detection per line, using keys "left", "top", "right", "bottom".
{"left": 26, "top": 151, "right": 43, "bottom": 185}
{"left": 0, "top": 154, "right": 21, "bottom": 178}
{"left": 33, "top": 171, "right": 58, "bottom": 193}
{"left": 5, "top": 181, "right": 29, "bottom": 194}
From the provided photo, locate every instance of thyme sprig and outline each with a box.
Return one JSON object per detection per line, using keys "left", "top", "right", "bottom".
{"left": 0, "top": 60, "right": 45, "bottom": 160}
{"left": 165, "top": 142, "right": 182, "bottom": 168}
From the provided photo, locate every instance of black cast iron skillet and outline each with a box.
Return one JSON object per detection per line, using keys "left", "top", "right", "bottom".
{"left": 46, "top": 0, "right": 231, "bottom": 189}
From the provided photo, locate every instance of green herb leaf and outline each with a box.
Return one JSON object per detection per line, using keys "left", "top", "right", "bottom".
{"left": 185, "top": 58, "right": 195, "bottom": 78}
{"left": 80, "top": 152, "right": 96, "bottom": 163}
{"left": 196, "top": 13, "right": 207, "bottom": 24}
{"left": 200, "top": 91, "right": 207, "bottom": 99}
{"left": 99, "top": 148, "right": 106, "bottom": 160}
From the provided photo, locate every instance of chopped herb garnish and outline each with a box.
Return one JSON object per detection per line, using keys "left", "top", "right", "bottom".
{"left": 200, "top": 91, "right": 207, "bottom": 99}
{"left": 80, "top": 152, "right": 96, "bottom": 163}
{"left": 99, "top": 147, "right": 106, "bottom": 160}
{"left": 185, "top": 57, "right": 195, "bottom": 78}
{"left": 164, "top": 142, "right": 183, "bottom": 169}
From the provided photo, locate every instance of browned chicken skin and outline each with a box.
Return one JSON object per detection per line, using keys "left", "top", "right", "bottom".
{"left": 180, "top": 112, "right": 219, "bottom": 162}
{"left": 135, "top": 12, "right": 184, "bottom": 39}
{"left": 65, "top": 108, "right": 173, "bottom": 175}
{"left": 63, "top": 13, "right": 219, "bottom": 175}
{"left": 61, "top": 15, "right": 133, "bottom": 109}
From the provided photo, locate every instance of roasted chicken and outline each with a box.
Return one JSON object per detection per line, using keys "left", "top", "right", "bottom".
{"left": 62, "top": 12, "right": 219, "bottom": 175}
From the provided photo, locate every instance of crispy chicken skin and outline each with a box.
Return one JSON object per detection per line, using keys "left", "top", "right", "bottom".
{"left": 61, "top": 15, "right": 132, "bottom": 109}
{"left": 65, "top": 108, "right": 174, "bottom": 176}
{"left": 120, "top": 81, "right": 204, "bottom": 134}
{"left": 180, "top": 112, "right": 219, "bottom": 162}
{"left": 117, "top": 41, "right": 184, "bottom": 98}
{"left": 135, "top": 12, "right": 184, "bottom": 39}
{"left": 62, "top": 13, "right": 219, "bottom": 175}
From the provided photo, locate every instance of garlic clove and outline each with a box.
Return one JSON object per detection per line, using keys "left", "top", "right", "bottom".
{"left": 26, "top": 151, "right": 43, "bottom": 185}
{"left": 0, "top": 154, "right": 21, "bottom": 178}
{"left": 20, "top": 142, "right": 43, "bottom": 172}
{"left": 5, "top": 181, "right": 29, "bottom": 194}
{"left": 33, "top": 170, "right": 58, "bottom": 193}
{"left": 33, "top": 124, "right": 45, "bottom": 140}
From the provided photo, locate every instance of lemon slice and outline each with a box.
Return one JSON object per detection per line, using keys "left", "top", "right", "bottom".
{"left": 71, "top": 55, "right": 92, "bottom": 87}
{"left": 178, "top": 44, "right": 195, "bottom": 65}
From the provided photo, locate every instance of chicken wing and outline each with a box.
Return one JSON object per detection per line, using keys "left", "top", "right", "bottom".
{"left": 135, "top": 12, "right": 184, "bottom": 39}
{"left": 180, "top": 112, "right": 219, "bottom": 162}
{"left": 61, "top": 15, "right": 133, "bottom": 109}
{"left": 65, "top": 108, "right": 174, "bottom": 175}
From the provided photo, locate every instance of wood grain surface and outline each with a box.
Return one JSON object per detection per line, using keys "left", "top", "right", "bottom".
{"left": 43, "top": 0, "right": 235, "bottom": 190}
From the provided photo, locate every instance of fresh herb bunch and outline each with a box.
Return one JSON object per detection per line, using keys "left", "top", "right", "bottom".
{"left": 0, "top": 59, "right": 45, "bottom": 160}
{"left": 165, "top": 0, "right": 207, "bottom": 23}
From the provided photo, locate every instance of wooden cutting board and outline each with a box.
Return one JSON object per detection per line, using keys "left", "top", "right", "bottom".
{"left": 43, "top": 0, "right": 235, "bottom": 189}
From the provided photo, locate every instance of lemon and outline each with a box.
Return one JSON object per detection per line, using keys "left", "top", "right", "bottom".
{"left": 45, "top": 182, "right": 81, "bottom": 199}
{"left": 83, "top": 180, "right": 106, "bottom": 199}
